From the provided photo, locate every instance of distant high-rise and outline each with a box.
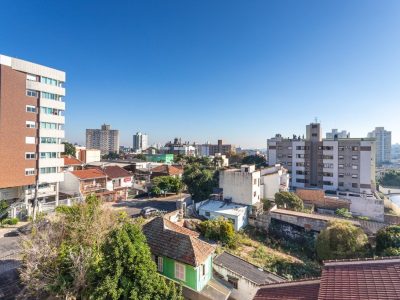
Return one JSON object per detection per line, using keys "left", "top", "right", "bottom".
{"left": 368, "top": 127, "right": 391, "bottom": 166}
{"left": 132, "top": 132, "right": 148, "bottom": 153}
{"left": 326, "top": 129, "right": 350, "bottom": 139}
{"left": 86, "top": 124, "right": 119, "bottom": 155}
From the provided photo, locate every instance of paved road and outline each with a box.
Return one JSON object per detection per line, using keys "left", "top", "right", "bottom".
{"left": 0, "top": 235, "right": 19, "bottom": 257}
{"left": 112, "top": 194, "right": 191, "bottom": 217}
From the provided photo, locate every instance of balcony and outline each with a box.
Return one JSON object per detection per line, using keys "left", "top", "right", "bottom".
{"left": 39, "top": 158, "right": 64, "bottom": 168}
{"left": 39, "top": 143, "right": 64, "bottom": 153}
{"left": 81, "top": 183, "right": 106, "bottom": 193}
{"left": 40, "top": 98, "right": 65, "bottom": 110}
{"left": 26, "top": 80, "right": 65, "bottom": 96}
{"left": 40, "top": 113, "right": 65, "bottom": 124}
{"left": 39, "top": 128, "right": 65, "bottom": 139}
{"left": 25, "top": 185, "right": 56, "bottom": 200}
{"left": 39, "top": 172, "right": 64, "bottom": 184}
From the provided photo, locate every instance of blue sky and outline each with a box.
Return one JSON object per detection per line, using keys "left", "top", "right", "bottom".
{"left": 1, "top": 0, "right": 399, "bottom": 148}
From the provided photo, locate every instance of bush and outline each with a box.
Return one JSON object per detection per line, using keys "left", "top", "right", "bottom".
{"left": 262, "top": 198, "right": 274, "bottom": 211}
{"left": 335, "top": 208, "right": 352, "bottom": 218}
{"left": 1, "top": 218, "right": 18, "bottom": 225}
{"left": 198, "top": 217, "right": 236, "bottom": 247}
{"left": 316, "top": 220, "right": 368, "bottom": 260}
{"left": 376, "top": 225, "right": 400, "bottom": 255}
{"left": 274, "top": 192, "right": 304, "bottom": 211}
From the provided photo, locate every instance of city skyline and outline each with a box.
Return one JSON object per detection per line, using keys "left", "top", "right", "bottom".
{"left": 1, "top": 0, "right": 399, "bottom": 147}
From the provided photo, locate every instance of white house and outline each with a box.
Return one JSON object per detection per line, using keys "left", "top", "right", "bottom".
{"left": 197, "top": 199, "right": 248, "bottom": 231}
{"left": 219, "top": 165, "right": 261, "bottom": 206}
{"left": 213, "top": 252, "right": 284, "bottom": 300}
{"left": 260, "top": 164, "right": 289, "bottom": 200}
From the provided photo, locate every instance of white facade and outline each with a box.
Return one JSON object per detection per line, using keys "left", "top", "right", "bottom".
{"left": 59, "top": 172, "right": 81, "bottom": 196}
{"left": 132, "top": 132, "right": 148, "bottom": 153}
{"left": 197, "top": 200, "right": 248, "bottom": 231}
{"left": 219, "top": 165, "right": 261, "bottom": 206}
{"left": 368, "top": 127, "right": 392, "bottom": 166}
{"left": 260, "top": 165, "right": 289, "bottom": 200}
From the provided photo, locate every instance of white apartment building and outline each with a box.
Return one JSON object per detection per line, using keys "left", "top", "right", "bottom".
{"left": 132, "top": 132, "right": 148, "bottom": 153}
{"left": 326, "top": 129, "right": 350, "bottom": 139}
{"left": 0, "top": 54, "right": 66, "bottom": 211}
{"left": 368, "top": 127, "right": 392, "bottom": 166}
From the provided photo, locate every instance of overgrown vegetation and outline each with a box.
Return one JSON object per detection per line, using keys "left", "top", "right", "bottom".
{"left": 376, "top": 225, "right": 400, "bottom": 256}
{"left": 335, "top": 208, "right": 353, "bottom": 218}
{"left": 274, "top": 191, "right": 304, "bottom": 211}
{"left": 378, "top": 170, "right": 400, "bottom": 187}
{"left": 182, "top": 164, "right": 218, "bottom": 202}
{"left": 198, "top": 217, "right": 236, "bottom": 248}
{"left": 62, "top": 141, "right": 76, "bottom": 157}
{"left": 151, "top": 176, "right": 183, "bottom": 197}
{"left": 19, "top": 194, "right": 182, "bottom": 299}
{"left": 242, "top": 155, "right": 267, "bottom": 168}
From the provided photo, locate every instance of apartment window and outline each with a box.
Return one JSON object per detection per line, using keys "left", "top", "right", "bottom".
{"left": 40, "top": 152, "right": 57, "bottom": 159}
{"left": 339, "top": 164, "right": 344, "bottom": 169}
{"left": 287, "top": 162, "right": 292, "bottom": 166}
{"left": 296, "top": 162, "right": 305, "bottom": 167}
{"left": 25, "top": 168, "right": 35, "bottom": 176}
{"left": 40, "top": 107, "right": 63, "bottom": 116}
{"left": 338, "top": 155, "right": 344, "bottom": 159}
{"left": 352, "top": 174, "right": 359, "bottom": 179}
{"left": 40, "top": 167, "right": 57, "bottom": 174}
{"left": 323, "top": 181, "right": 333, "bottom": 186}
{"left": 41, "top": 92, "right": 59, "bottom": 101}
{"left": 287, "top": 146, "right": 292, "bottom": 150}
{"left": 352, "top": 155, "right": 359, "bottom": 160}
{"left": 352, "top": 165, "right": 358, "bottom": 170}
{"left": 40, "top": 122, "right": 63, "bottom": 130}
{"left": 352, "top": 146, "right": 359, "bottom": 151}
{"left": 41, "top": 137, "right": 59, "bottom": 144}
{"left": 227, "top": 275, "right": 238, "bottom": 289}
{"left": 296, "top": 154, "right": 305, "bottom": 158}
{"left": 26, "top": 74, "right": 38, "bottom": 81}
{"left": 287, "top": 154, "right": 293, "bottom": 159}
{"left": 26, "top": 105, "right": 36, "bottom": 113}
{"left": 339, "top": 146, "right": 345, "bottom": 151}
{"left": 25, "top": 152, "right": 35, "bottom": 160}
{"left": 26, "top": 121, "right": 35, "bottom": 128}
{"left": 323, "top": 163, "right": 334, "bottom": 168}
{"left": 41, "top": 76, "right": 58, "bottom": 86}
{"left": 26, "top": 89, "right": 38, "bottom": 97}
{"left": 339, "top": 173, "right": 344, "bottom": 178}
{"left": 339, "top": 182, "right": 344, "bottom": 187}
{"left": 175, "top": 262, "right": 185, "bottom": 281}
{"left": 352, "top": 183, "right": 358, "bottom": 188}
{"left": 157, "top": 256, "right": 163, "bottom": 272}
{"left": 25, "top": 136, "right": 35, "bottom": 144}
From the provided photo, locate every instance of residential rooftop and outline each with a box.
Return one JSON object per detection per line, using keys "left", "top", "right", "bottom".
{"left": 70, "top": 168, "right": 106, "bottom": 180}
{"left": 199, "top": 200, "right": 248, "bottom": 217}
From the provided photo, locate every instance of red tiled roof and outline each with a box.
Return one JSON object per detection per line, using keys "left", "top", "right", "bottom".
{"left": 142, "top": 217, "right": 215, "bottom": 266}
{"left": 63, "top": 155, "right": 83, "bottom": 166}
{"left": 253, "top": 279, "right": 321, "bottom": 300}
{"left": 71, "top": 169, "right": 106, "bottom": 180}
{"left": 97, "top": 166, "right": 131, "bottom": 179}
{"left": 151, "top": 165, "right": 183, "bottom": 176}
{"left": 318, "top": 257, "right": 400, "bottom": 300}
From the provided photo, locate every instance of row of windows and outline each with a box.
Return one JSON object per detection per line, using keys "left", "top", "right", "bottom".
{"left": 40, "top": 152, "right": 58, "bottom": 159}
{"left": 26, "top": 90, "right": 63, "bottom": 101}
{"left": 339, "top": 182, "right": 359, "bottom": 188}
{"left": 26, "top": 121, "right": 35, "bottom": 128}
{"left": 339, "top": 146, "right": 359, "bottom": 151}
{"left": 27, "top": 74, "right": 64, "bottom": 87}
{"left": 40, "top": 122, "right": 64, "bottom": 130}
{"left": 339, "top": 164, "right": 358, "bottom": 170}
{"left": 40, "top": 167, "right": 57, "bottom": 174}
{"left": 41, "top": 137, "right": 60, "bottom": 144}
{"left": 40, "top": 107, "right": 64, "bottom": 116}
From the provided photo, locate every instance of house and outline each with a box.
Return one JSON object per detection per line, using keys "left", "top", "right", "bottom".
{"left": 260, "top": 165, "right": 289, "bottom": 200}
{"left": 98, "top": 166, "right": 133, "bottom": 201}
{"left": 150, "top": 164, "right": 183, "bottom": 179}
{"left": 142, "top": 217, "right": 231, "bottom": 300}
{"left": 62, "top": 155, "right": 84, "bottom": 172}
{"left": 60, "top": 169, "right": 107, "bottom": 199}
{"left": 197, "top": 199, "right": 248, "bottom": 231}
{"left": 213, "top": 252, "right": 284, "bottom": 300}
{"left": 254, "top": 257, "right": 400, "bottom": 300}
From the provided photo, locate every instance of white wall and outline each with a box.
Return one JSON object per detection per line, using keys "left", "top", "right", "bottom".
{"left": 59, "top": 172, "right": 80, "bottom": 195}
{"left": 198, "top": 207, "right": 248, "bottom": 231}
{"left": 260, "top": 172, "right": 281, "bottom": 200}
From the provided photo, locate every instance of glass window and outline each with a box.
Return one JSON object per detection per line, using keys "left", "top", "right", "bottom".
{"left": 26, "top": 89, "right": 38, "bottom": 97}
{"left": 40, "top": 167, "right": 57, "bottom": 174}
{"left": 175, "top": 262, "right": 185, "bottom": 281}
{"left": 41, "top": 92, "right": 59, "bottom": 101}
{"left": 26, "top": 121, "right": 35, "bottom": 128}
{"left": 25, "top": 153, "right": 35, "bottom": 160}
{"left": 157, "top": 257, "right": 163, "bottom": 272}
{"left": 41, "top": 137, "right": 59, "bottom": 144}
{"left": 26, "top": 105, "right": 36, "bottom": 113}
{"left": 26, "top": 74, "right": 38, "bottom": 81}
{"left": 41, "top": 76, "right": 58, "bottom": 86}
{"left": 25, "top": 168, "right": 35, "bottom": 176}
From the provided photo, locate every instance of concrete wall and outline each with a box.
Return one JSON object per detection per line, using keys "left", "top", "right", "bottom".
{"left": 198, "top": 205, "right": 248, "bottom": 231}
{"left": 59, "top": 172, "right": 80, "bottom": 195}
{"left": 379, "top": 185, "right": 400, "bottom": 194}
{"left": 260, "top": 172, "right": 281, "bottom": 200}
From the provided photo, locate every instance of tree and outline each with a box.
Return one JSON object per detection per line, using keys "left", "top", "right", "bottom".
{"left": 182, "top": 164, "right": 217, "bottom": 202}
{"left": 91, "top": 222, "right": 182, "bottom": 300}
{"left": 62, "top": 142, "right": 76, "bottom": 156}
{"left": 151, "top": 176, "right": 183, "bottom": 197}
{"left": 134, "top": 154, "right": 147, "bottom": 161}
{"left": 378, "top": 170, "right": 400, "bottom": 187}
{"left": 198, "top": 217, "right": 236, "bottom": 248}
{"left": 228, "top": 152, "right": 246, "bottom": 165}
{"left": 335, "top": 208, "right": 352, "bottom": 218}
{"left": 242, "top": 155, "right": 266, "bottom": 168}
{"left": 103, "top": 152, "right": 120, "bottom": 160}
{"left": 316, "top": 220, "right": 368, "bottom": 260}
{"left": 274, "top": 192, "right": 304, "bottom": 211}
{"left": 376, "top": 225, "right": 400, "bottom": 256}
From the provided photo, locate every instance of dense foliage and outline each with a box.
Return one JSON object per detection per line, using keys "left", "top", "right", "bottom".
{"left": 376, "top": 225, "right": 400, "bottom": 256}
{"left": 316, "top": 220, "right": 368, "bottom": 260}
{"left": 62, "top": 141, "right": 76, "bottom": 157}
{"left": 335, "top": 208, "right": 353, "bottom": 218}
{"left": 182, "top": 164, "right": 218, "bottom": 202}
{"left": 151, "top": 176, "right": 183, "bottom": 196}
{"left": 198, "top": 217, "right": 236, "bottom": 247}
{"left": 274, "top": 192, "right": 304, "bottom": 211}
{"left": 378, "top": 170, "right": 400, "bottom": 187}
{"left": 242, "top": 155, "right": 266, "bottom": 168}
{"left": 0, "top": 200, "right": 9, "bottom": 221}
{"left": 102, "top": 152, "right": 120, "bottom": 160}
{"left": 19, "top": 194, "right": 182, "bottom": 299}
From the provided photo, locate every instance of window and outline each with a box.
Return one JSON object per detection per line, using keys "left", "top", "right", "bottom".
{"left": 25, "top": 152, "right": 35, "bottom": 160}
{"left": 339, "top": 182, "right": 344, "bottom": 187}
{"left": 205, "top": 211, "right": 210, "bottom": 217}
{"left": 201, "top": 264, "right": 206, "bottom": 277}
{"left": 339, "top": 173, "right": 344, "bottom": 178}
{"left": 26, "top": 89, "right": 38, "bottom": 97}
{"left": 175, "top": 262, "right": 185, "bottom": 281}
{"left": 352, "top": 146, "right": 359, "bottom": 151}
{"left": 157, "top": 256, "right": 163, "bottom": 272}
{"left": 40, "top": 167, "right": 57, "bottom": 174}
{"left": 352, "top": 174, "right": 358, "bottom": 179}
{"left": 40, "top": 122, "right": 63, "bottom": 130}
{"left": 41, "top": 76, "right": 58, "bottom": 86}
{"left": 339, "top": 155, "right": 344, "bottom": 160}
{"left": 25, "top": 168, "right": 35, "bottom": 176}
{"left": 339, "top": 164, "right": 344, "bottom": 169}
{"left": 227, "top": 275, "right": 238, "bottom": 289}
{"left": 41, "top": 92, "right": 60, "bottom": 101}
{"left": 254, "top": 179, "right": 257, "bottom": 185}
{"left": 339, "top": 146, "right": 345, "bottom": 151}
{"left": 26, "top": 136, "right": 35, "bottom": 144}
{"left": 352, "top": 155, "right": 359, "bottom": 160}
{"left": 352, "top": 183, "right": 358, "bottom": 188}
{"left": 41, "top": 137, "right": 59, "bottom": 144}
{"left": 40, "top": 152, "right": 57, "bottom": 159}
{"left": 40, "top": 107, "right": 63, "bottom": 116}
{"left": 352, "top": 165, "right": 359, "bottom": 170}
{"left": 26, "top": 121, "right": 35, "bottom": 128}
{"left": 26, "top": 74, "right": 38, "bottom": 81}
{"left": 26, "top": 105, "right": 36, "bottom": 113}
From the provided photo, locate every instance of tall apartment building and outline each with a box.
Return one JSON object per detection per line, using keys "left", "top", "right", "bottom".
{"left": 86, "top": 124, "right": 119, "bottom": 155}
{"left": 197, "top": 139, "right": 235, "bottom": 156}
{"left": 132, "top": 132, "right": 148, "bottom": 153}
{"left": 267, "top": 123, "right": 376, "bottom": 195}
{"left": 326, "top": 129, "right": 350, "bottom": 139}
{"left": 0, "top": 54, "right": 66, "bottom": 207}
{"left": 367, "top": 127, "right": 391, "bottom": 166}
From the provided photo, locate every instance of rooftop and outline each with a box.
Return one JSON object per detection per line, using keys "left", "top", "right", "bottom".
{"left": 96, "top": 166, "right": 131, "bottom": 179}
{"left": 70, "top": 169, "right": 106, "bottom": 180}
{"left": 63, "top": 155, "right": 84, "bottom": 166}
{"left": 142, "top": 217, "right": 215, "bottom": 267}
{"left": 214, "top": 252, "right": 284, "bottom": 285}
{"left": 151, "top": 165, "right": 183, "bottom": 176}
{"left": 199, "top": 200, "right": 248, "bottom": 217}
{"left": 253, "top": 279, "right": 321, "bottom": 300}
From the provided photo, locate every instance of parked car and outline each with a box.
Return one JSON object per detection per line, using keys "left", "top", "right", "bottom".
{"left": 140, "top": 207, "right": 159, "bottom": 218}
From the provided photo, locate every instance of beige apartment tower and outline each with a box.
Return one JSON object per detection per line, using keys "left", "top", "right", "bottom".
{"left": 86, "top": 124, "right": 119, "bottom": 155}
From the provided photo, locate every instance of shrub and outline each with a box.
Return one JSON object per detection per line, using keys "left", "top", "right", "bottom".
{"left": 274, "top": 192, "right": 304, "bottom": 211}
{"left": 262, "top": 198, "right": 274, "bottom": 211}
{"left": 335, "top": 208, "right": 352, "bottom": 218}
{"left": 376, "top": 225, "right": 400, "bottom": 255}
{"left": 316, "top": 220, "right": 368, "bottom": 260}
{"left": 198, "top": 217, "right": 236, "bottom": 247}
{"left": 1, "top": 218, "right": 18, "bottom": 225}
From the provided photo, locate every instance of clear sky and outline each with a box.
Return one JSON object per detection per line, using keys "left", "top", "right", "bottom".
{"left": 1, "top": 0, "right": 399, "bottom": 148}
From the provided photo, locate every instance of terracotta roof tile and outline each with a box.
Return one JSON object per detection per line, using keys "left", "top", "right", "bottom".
{"left": 142, "top": 217, "right": 215, "bottom": 266}
{"left": 151, "top": 165, "right": 183, "bottom": 176}
{"left": 97, "top": 166, "right": 131, "bottom": 179}
{"left": 63, "top": 155, "right": 83, "bottom": 166}
{"left": 71, "top": 169, "right": 106, "bottom": 180}
{"left": 254, "top": 279, "right": 321, "bottom": 300}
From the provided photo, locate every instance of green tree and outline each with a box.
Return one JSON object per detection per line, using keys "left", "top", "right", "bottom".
{"left": 378, "top": 170, "right": 400, "bottom": 187}
{"left": 316, "top": 220, "right": 368, "bottom": 260}
{"left": 376, "top": 225, "right": 400, "bottom": 256}
{"left": 0, "top": 200, "right": 9, "bottom": 221}
{"left": 242, "top": 155, "right": 266, "bottom": 168}
{"left": 152, "top": 176, "right": 183, "bottom": 197}
{"left": 335, "top": 208, "right": 352, "bottom": 218}
{"left": 91, "top": 222, "right": 182, "bottom": 300}
{"left": 198, "top": 217, "right": 236, "bottom": 248}
{"left": 103, "top": 152, "right": 120, "bottom": 160}
{"left": 274, "top": 192, "right": 304, "bottom": 211}
{"left": 182, "top": 164, "right": 217, "bottom": 202}
{"left": 62, "top": 142, "right": 76, "bottom": 156}
{"left": 134, "top": 154, "right": 147, "bottom": 161}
